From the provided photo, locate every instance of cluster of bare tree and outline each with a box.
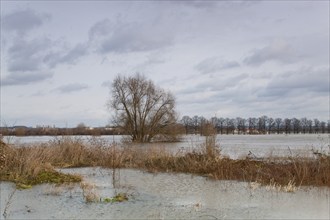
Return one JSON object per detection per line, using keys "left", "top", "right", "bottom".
{"left": 0, "top": 125, "right": 121, "bottom": 136}
{"left": 180, "top": 115, "right": 330, "bottom": 135}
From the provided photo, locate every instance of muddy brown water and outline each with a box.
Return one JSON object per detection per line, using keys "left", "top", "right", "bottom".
{"left": 1, "top": 167, "right": 329, "bottom": 219}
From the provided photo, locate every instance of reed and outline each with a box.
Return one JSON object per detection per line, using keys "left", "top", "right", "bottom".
{"left": 0, "top": 138, "right": 81, "bottom": 186}
{"left": 1, "top": 136, "right": 329, "bottom": 188}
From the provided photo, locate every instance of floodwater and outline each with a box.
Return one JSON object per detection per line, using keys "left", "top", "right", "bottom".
{"left": 6, "top": 134, "right": 330, "bottom": 159}
{"left": 1, "top": 167, "right": 329, "bottom": 219}
{"left": 2, "top": 134, "right": 329, "bottom": 219}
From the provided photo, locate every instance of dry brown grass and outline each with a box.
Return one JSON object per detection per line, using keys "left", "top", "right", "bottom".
{"left": 1, "top": 136, "right": 329, "bottom": 188}
{"left": 0, "top": 138, "right": 82, "bottom": 186}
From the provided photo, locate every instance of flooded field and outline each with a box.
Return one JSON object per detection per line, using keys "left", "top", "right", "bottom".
{"left": 2, "top": 134, "right": 329, "bottom": 219}
{"left": 7, "top": 134, "right": 330, "bottom": 159}
{"left": 1, "top": 167, "right": 329, "bottom": 219}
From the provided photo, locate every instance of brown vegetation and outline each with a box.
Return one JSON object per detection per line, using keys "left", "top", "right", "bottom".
{"left": 1, "top": 136, "right": 329, "bottom": 188}
{"left": 0, "top": 138, "right": 81, "bottom": 186}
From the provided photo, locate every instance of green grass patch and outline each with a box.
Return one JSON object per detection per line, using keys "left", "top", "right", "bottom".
{"left": 1, "top": 170, "right": 81, "bottom": 189}
{"left": 28, "top": 170, "right": 82, "bottom": 185}
{"left": 103, "top": 193, "right": 128, "bottom": 203}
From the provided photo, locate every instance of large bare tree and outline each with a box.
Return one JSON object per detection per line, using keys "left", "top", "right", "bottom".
{"left": 108, "top": 74, "right": 177, "bottom": 142}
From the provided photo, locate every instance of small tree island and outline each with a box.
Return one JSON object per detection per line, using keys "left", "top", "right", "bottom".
{"left": 108, "top": 73, "right": 178, "bottom": 142}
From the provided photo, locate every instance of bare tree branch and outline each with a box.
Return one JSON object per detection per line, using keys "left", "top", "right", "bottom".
{"left": 108, "top": 73, "right": 177, "bottom": 142}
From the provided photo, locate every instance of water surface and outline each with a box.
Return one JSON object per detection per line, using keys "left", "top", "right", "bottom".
{"left": 7, "top": 134, "right": 329, "bottom": 159}
{"left": 1, "top": 167, "right": 329, "bottom": 219}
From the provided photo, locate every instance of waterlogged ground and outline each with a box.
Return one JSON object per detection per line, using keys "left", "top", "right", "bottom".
{"left": 8, "top": 134, "right": 330, "bottom": 159}
{"left": 1, "top": 167, "right": 329, "bottom": 219}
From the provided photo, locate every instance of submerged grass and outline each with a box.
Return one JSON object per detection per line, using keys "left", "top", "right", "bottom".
{"left": 1, "top": 136, "right": 329, "bottom": 188}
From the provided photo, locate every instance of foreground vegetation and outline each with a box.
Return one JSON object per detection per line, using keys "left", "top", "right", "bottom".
{"left": 1, "top": 136, "right": 329, "bottom": 189}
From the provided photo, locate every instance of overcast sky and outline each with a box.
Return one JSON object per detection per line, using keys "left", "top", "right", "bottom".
{"left": 1, "top": 1, "right": 329, "bottom": 127}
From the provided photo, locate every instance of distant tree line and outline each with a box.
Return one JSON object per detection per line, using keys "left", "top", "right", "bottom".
{"left": 180, "top": 115, "right": 330, "bottom": 135}
{"left": 0, "top": 124, "right": 122, "bottom": 136}
{"left": 1, "top": 116, "right": 328, "bottom": 137}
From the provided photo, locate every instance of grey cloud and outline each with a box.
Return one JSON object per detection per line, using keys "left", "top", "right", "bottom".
{"left": 178, "top": 73, "right": 249, "bottom": 96}
{"left": 100, "top": 24, "right": 172, "bottom": 53}
{"left": 101, "top": 80, "right": 111, "bottom": 88}
{"left": 227, "top": 73, "right": 249, "bottom": 86}
{"left": 8, "top": 57, "right": 41, "bottom": 72}
{"left": 3, "top": 8, "right": 88, "bottom": 86}
{"left": 258, "top": 67, "right": 329, "bottom": 98}
{"left": 175, "top": 73, "right": 251, "bottom": 110}
{"left": 174, "top": 1, "right": 219, "bottom": 8}
{"left": 7, "top": 37, "right": 52, "bottom": 72}
{"left": 89, "top": 19, "right": 173, "bottom": 54}
{"left": 31, "top": 90, "right": 46, "bottom": 97}
{"left": 135, "top": 53, "right": 167, "bottom": 71}
{"left": 244, "top": 40, "right": 298, "bottom": 66}
{"left": 3, "top": 36, "right": 58, "bottom": 86}
{"left": 88, "top": 19, "right": 113, "bottom": 41}
{"left": 7, "top": 36, "right": 87, "bottom": 74}
{"left": 167, "top": 0, "right": 257, "bottom": 10}
{"left": 44, "top": 43, "right": 88, "bottom": 68}
{"left": 1, "top": 71, "right": 53, "bottom": 86}
{"left": 195, "top": 57, "right": 240, "bottom": 74}
{"left": 194, "top": 73, "right": 249, "bottom": 93}
{"left": 54, "top": 83, "right": 89, "bottom": 94}
{"left": 59, "top": 43, "right": 88, "bottom": 65}
{"left": 144, "top": 54, "right": 166, "bottom": 65}
{"left": 222, "top": 61, "right": 241, "bottom": 69}
{"left": 2, "top": 9, "right": 51, "bottom": 34}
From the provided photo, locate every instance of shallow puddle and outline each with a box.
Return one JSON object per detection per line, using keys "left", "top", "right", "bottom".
{"left": 1, "top": 167, "right": 329, "bottom": 219}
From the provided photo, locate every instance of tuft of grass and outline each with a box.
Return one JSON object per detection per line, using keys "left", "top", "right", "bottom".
{"left": 103, "top": 193, "right": 128, "bottom": 203}
{"left": 266, "top": 179, "right": 298, "bottom": 192}
{"left": 80, "top": 181, "right": 100, "bottom": 203}
{"left": 13, "top": 170, "right": 81, "bottom": 188}
{"left": 31, "top": 170, "right": 81, "bottom": 185}
{"left": 44, "top": 185, "right": 65, "bottom": 196}
{"left": 16, "top": 183, "right": 32, "bottom": 190}
{"left": 283, "top": 180, "right": 297, "bottom": 192}
{"left": 249, "top": 181, "right": 261, "bottom": 190}
{"left": 80, "top": 179, "right": 129, "bottom": 203}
